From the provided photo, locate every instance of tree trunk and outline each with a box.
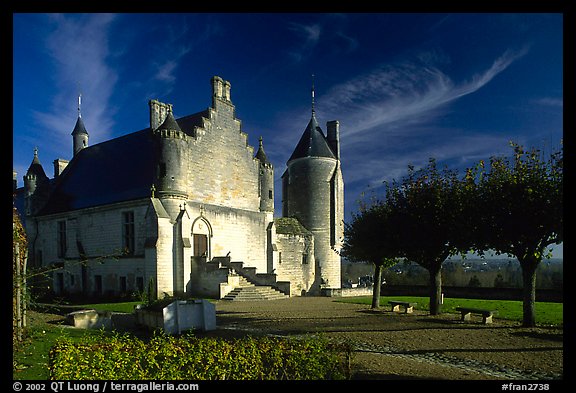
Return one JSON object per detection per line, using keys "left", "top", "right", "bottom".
{"left": 520, "top": 255, "right": 539, "bottom": 327}
{"left": 371, "top": 263, "right": 383, "bottom": 309}
{"left": 428, "top": 266, "right": 442, "bottom": 315}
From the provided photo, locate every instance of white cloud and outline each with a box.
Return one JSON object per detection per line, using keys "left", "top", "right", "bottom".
{"left": 534, "top": 97, "right": 563, "bottom": 108}
{"left": 320, "top": 47, "right": 529, "bottom": 144}
{"left": 33, "top": 14, "right": 118, "bottom": 155}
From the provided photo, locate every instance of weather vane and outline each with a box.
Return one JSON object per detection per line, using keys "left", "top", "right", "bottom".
{"left": 311, "top": 73, "right": 315, "bottom": 115}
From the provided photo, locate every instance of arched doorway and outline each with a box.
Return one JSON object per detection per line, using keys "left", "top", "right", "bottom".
{"left": 191, "top": 216, "right": 212, "bottom": 262}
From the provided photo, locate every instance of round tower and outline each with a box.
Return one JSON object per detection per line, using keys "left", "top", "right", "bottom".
{"left": 152, "top": 108, "right": 189, "bottom": 201}
{"left": 283, "top": 111, "right": 343, "bottom": 292}
{"left": 255, "top": 136, "right": 274, "bottom": 213}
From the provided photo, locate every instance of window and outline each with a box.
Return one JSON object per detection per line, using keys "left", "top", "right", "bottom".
{"left": 158, "top": 162, "right": 167, "bottom": 178}
{"left": 57, "top": 221, "right": 67, "bottom": 258}
{"left": 119, "top": 276, "right": 127, "bottom": 293}
{"left": 56, "top": 273, "right": 64, "bottom": 294}
{"left": 94, "top": 275, "right": 103, "bottom": 295}
{"left": 136, "top": 277, "right": 144, "bottom": 293}
{"left": 122, "top": 212, "right": 135, "bottom": 255}
{"left": 302, "top": 253, "right": 308, "bottom": 265}
{"left": 268, "top": 189, "right": 273, "bottom": 199}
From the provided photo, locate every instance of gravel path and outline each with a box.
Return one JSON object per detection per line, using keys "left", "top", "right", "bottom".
{"left": 208, "top": 297, "right": 563, "bottom": 381}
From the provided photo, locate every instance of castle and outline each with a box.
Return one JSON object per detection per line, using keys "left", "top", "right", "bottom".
{"left": 14, "top": 76, "right": 344, "bottom": 300}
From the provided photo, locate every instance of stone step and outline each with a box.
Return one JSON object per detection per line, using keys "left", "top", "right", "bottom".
{"left": 222, "top": 285, "right": 289, "bottom": 301}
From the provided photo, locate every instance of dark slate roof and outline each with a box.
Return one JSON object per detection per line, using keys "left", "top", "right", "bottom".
{"left": 255, "top": 137, "right": 270, "bottom": 164}
{"left": 287, "top": 113, "right": 336, "bottom": 162}
{"left": 71, "top": 116, "right": 89, "bottom": 136}
{"left": 26, "top": 153, "right": 49, "bottom": 180}
{"left": 173, "top": 109, "right": 209, "bottom": 137}
{"left": 35, "top": 109, "right": 209, "bottom": 216}
{"left": 38, "top": 129, "right": 157, "bottom": 215}
{"left": 158, "top": 111, "right": 182, "bottom": 132}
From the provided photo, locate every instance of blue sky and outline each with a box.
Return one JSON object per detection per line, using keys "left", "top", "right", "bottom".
{"left": 13, "top": 13, "right": 563, "bottom": 256}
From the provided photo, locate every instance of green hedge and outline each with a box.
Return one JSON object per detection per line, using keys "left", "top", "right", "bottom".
{"left": 49, "top": 331, "right": 350, "bottom": 380}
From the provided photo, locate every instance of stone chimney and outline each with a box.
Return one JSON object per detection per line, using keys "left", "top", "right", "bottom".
{"left": 326, "top": 120, "right": 340, "bottom": 159}
{"left": 53, "top": 159, "right": 70, "bottom": 178}
{"left": 149, "top": 99, "right": 173, "bottom": 131}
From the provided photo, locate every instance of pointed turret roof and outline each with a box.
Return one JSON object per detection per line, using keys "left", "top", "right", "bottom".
{"left": 71, "top": 116, "right": 88, "bottom": 136}
{"left": 158, "top": 111, "right": 182, "bottom": 132}
{"left": 287, "top": 113, "right": 336, "bottom": 162}
{"left": 26, "top": 148, "right": 48, "bottom": 179}
{"left": 255, "top": 136, "right": 270, "bottom": 164}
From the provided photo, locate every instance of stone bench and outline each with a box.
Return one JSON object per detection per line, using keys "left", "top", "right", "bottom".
{"left": 389, "top": 300, "right": 417, "bottom": 314}
{"left": 455, "top": 307, "right": 497, "bottom": 324}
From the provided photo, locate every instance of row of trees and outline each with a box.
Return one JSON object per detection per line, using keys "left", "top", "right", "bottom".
{"left": 342, "top": 142, "right": 563, "bottom": 327}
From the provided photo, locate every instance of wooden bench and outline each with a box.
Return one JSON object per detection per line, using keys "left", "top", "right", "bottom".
{"left": 389, "top": 300, "right": 417, "bottom": 314}
{"left": 455, "top": 307, "right": 497, "bottom": 324}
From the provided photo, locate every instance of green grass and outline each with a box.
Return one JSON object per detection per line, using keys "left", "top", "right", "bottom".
{"left": 337, "top": 296, "right": 563, "bottom": 326}
{"left": 76, "top": 301, "right": 142, "bottom": 313}
{"left": 13, "top": 320, "right": 108, "bottom": 380}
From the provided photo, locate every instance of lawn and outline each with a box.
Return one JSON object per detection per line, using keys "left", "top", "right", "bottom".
{"left": 14, "top": 296, "right": 563, "bottom": 380}
{"left": 336, "top": 295, "right": 563, "bottom": 326}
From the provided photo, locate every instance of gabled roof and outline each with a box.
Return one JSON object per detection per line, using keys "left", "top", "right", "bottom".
{"left": 287, "top": 113, "right": 335, "bottom": 162}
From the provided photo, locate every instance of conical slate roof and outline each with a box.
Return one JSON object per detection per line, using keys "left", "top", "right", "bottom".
{"left": 255, "top": 136, "right": 270, "bottom": 164}
{"left": 26, "top": 149, "right": 48, "bottom": 179}
{"left": 71, "top": 116, "right": 89, "bottom": 136}
{"left": 158, "top": 111, "right": 182, "bottom": 132}
{"left": 287, "top": 113, "right": 335, "bottom": 162}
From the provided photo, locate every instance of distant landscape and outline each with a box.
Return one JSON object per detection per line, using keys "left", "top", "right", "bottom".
{"left": 342, "top": 258, "right": 563, "bottom": 290}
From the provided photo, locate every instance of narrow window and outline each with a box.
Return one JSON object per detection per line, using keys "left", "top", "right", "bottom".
{"left": 94, "top": 275, "right": 103, "bottom": 295}
{"left": 122, "top": 211, "right": 135, "bottom": 255}
{"left": 158, "top": 162, "right": 167, "bottom": 178}
{"left": 119, "top": 276, "right": 127, "bottom": 293}
{"left": 57, "top": 221, "right": 67, "bottom": 258}
{"left": 136, "top": 277, "right": 144, "bottom": 293}
{"left": 268, "top": 189, "right": 273, "bottom": 199}
{"left": 302, "top": 253, "right": 308, "bottom": 265}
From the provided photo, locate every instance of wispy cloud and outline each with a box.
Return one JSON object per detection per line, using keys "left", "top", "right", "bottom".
{"left": 534, "top": 97, "right": 563, "bottom": 108}
{"left": 320, "top": 47, "right": 529, "bottom": 143}
{"left": 287, "top": 15, "right": 358, "bottom": 63}
{"left": 33, "top": 13, "right": 118, "bottom": 155}
{"left": 146, "top": 18, "right": 222, "bottom": 99}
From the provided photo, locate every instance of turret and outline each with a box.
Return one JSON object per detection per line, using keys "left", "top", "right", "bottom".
{"left": 255, "top": 136, "right": 274, "bottom": 213}
{"left": 151, "top": 102, "right": 189, "bottom": 201}
{"left": 24, "top": 148, "right": 50, "bottom": 216}
{"left": 71, "top": 94, "right": 89, "bottom": 156}
{"left": 282, "top": 109, "right": 344, "bottom": 292}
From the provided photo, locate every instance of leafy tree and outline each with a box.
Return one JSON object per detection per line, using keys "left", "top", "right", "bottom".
{"left": 467, "top": 142, "right": 563, "bottom": 327}
{"left": 385, "top": 159, "right": 466, "bottom": 315}
{"left": 342, "top": 198, "right": 400, "bottom": 309}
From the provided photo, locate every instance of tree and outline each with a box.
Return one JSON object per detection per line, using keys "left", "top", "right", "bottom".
{"left": 468, "top": 142, "right": 563, "bottom": 327}
{"left": 13, "top": 205, "right": 28, "bottom": 344}
{"left": 385, "top": 159, "right": 467, "bottom": 315}
{"left": 342, "top": 199, "right": 400, "bottom": 309}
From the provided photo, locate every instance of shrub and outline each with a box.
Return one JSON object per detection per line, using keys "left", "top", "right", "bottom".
{"left": 49, "top": 331, "right": 350, "bottom": 380}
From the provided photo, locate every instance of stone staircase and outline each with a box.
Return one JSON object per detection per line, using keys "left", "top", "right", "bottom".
{"left": 222, "top": 276, "right": 289, "bottom": 301}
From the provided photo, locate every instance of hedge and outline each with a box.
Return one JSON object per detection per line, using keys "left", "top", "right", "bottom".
{"left": 49, "top": 331, "right": 351, "bottom": 380}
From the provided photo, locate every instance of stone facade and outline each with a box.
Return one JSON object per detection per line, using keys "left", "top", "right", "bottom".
{"left": 16, "top": 76, "right": 344, "bottom": 300}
